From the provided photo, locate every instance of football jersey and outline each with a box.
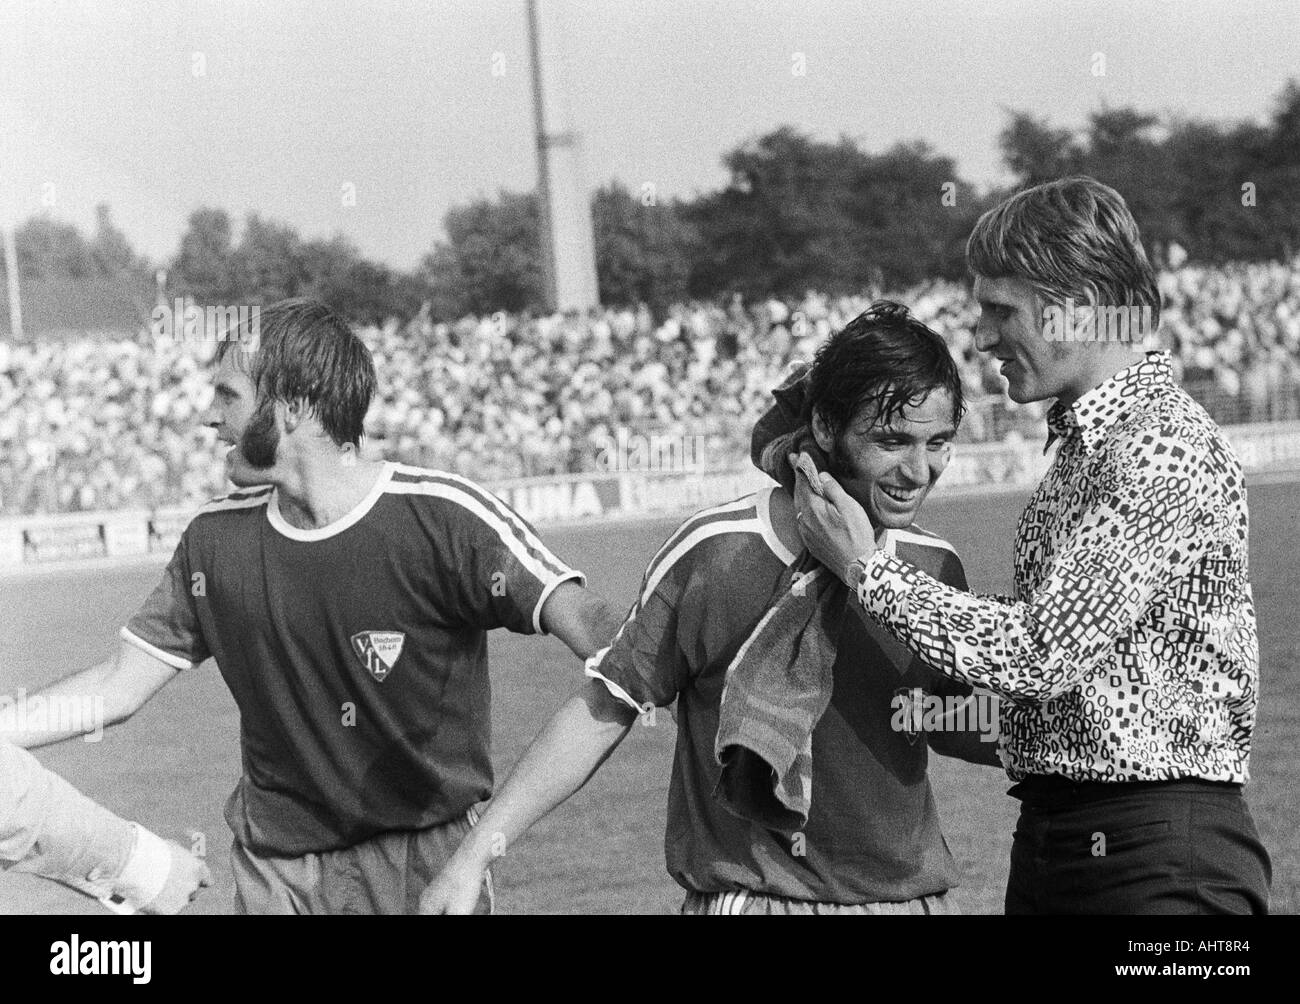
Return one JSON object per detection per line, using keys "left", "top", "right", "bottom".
{"left": 123, "top": 462, "right": 584, "bottom": 856}
{"left": 587, "top": 485, "right": 973, "bottom": 904}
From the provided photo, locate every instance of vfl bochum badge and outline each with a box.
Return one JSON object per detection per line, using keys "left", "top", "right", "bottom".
{"left": 893, "top": 686, "right": 924, "bottom": 746}
{"left": 351, "top": 631, "right": 406, "bottom": 682}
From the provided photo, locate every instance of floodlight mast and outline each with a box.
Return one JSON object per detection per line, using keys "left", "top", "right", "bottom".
{"left": 525, "top": 0, "right": 600, "bottom": 315}
{"left": 526, "top": 0, "right": 558, "bottom": 314}
{"left": 2, "top": 223, "right": 22, "bottom": 341}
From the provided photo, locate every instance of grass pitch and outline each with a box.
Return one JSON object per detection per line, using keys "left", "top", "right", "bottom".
{"left": 1, "top": 480, "right": 1295, "bottom": 914}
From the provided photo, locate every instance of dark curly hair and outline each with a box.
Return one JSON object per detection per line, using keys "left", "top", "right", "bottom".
{"left": 800, "top": 299, "right": 965, "bottom": 437}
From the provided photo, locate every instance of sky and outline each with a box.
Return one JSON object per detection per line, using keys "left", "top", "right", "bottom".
{"left": 1, "top": 0, "right": 1297, "bottom": 270}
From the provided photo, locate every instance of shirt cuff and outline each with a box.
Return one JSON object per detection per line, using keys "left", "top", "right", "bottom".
{"left": 1, "top": 741, "right": 136, "bottom": 897}
{"left": 583, "top": 654, "right": 653, "bottom": 716}
{"left": 532, "top": 569, "right": 587, "bottom": 636}
{"left": 109, "top": 824, "right": 172, "bottom": 910}
{"left": 119, "top": 627, "right": 195, "bottom": 671}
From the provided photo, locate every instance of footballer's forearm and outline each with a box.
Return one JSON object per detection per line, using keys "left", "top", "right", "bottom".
{"left": 0, "top": 658, "right": 118, "bottom": 748}
{"left": 451, "top": 676, "right": 636, "bottom": 870}
{"left": 0, "top": 642, "right": 177, "bottom": 748}
{"left": 928, "top": 725, "right": 1003, "bottom": 767}
{"left": 540, "top": 582, "right": 626, "bottom": 662}
{"left": 926, "top": 691, "right": 1003, "bottom": 767}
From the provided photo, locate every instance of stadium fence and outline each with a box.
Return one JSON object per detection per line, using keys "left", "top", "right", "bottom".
{"left": 4, "top": 420, "right": 1299, "bottom": 574}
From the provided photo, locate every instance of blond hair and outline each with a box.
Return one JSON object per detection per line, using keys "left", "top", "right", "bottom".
{"left": 967, "top": 176, "right": 1161, "bottom": 328}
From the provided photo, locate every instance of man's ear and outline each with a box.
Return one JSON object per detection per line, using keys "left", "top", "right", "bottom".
{"left": 810, "top": 409, "right": 835, "bottom": 454}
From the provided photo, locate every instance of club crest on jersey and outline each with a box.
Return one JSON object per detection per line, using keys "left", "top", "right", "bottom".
{"left": 892, "top": 686, "right": 924, "bottom": 746}
{"left": 351, "top": 631, "right": 406, "bottom": 682}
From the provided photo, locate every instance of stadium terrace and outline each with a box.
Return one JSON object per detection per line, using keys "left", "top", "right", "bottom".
{"left": 4, "top": 262, "right": 1300, "bottom": 517}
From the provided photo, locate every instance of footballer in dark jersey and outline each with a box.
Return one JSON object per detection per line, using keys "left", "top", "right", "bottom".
{"left": 3, "top": 299, "right": 622, "bottom": 914}
{"left": 425, "top": 302, "right": 1003, "bottom": 915}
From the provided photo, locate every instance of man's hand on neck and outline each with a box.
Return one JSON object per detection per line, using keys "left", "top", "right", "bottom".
{"left": 771, "top": 477, "right": 886, "bottom": 560}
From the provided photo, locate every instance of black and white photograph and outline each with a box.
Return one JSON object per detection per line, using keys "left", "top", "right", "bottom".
{"left": 0, "top": 0, "right": 1296, "bottom": 975}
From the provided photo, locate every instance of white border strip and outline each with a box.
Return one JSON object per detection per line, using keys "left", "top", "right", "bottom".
{"left": 583, "top": 658, "right": 652, "bottom": 715}
{"left": 755, "top": 486, "right": 798, "bottom": 566}
{"left": 386, "top": 479, "right": 571, "bottom": 588}
{"left": 531, "top": 570, "right": 587, "bottom": 635}
{"left": 266, "top": 464, "right": 394, "bottom": 541}
{"left": 119, "top": 627, "right": 194, "bottom": 671}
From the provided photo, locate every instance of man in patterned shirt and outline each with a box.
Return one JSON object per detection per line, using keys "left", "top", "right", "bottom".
{"left": 795, "top": 176, "right": 1271, "bottom": 914}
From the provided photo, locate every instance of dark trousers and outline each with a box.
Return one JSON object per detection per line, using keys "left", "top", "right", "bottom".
{"left": 1004, "top": 777, "right": 1271, "bottom": 915}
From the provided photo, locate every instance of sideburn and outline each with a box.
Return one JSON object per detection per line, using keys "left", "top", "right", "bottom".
{"left": 828, "top": 431, "right": 878, "bottom": 529}
{"left": 241, "top": 397, "right": 280, "bottom": 469}
{"left": 826, "top": 431, "right": 855, "bottom": 481}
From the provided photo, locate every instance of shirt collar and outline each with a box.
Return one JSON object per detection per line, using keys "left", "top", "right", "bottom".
{"left": 1044, "top": 352, "right": 1173, "bottom": 455}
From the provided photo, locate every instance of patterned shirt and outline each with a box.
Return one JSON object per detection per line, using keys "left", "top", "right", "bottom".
{"left": 853, "top": 352, "right": 1258, "bottom": 783}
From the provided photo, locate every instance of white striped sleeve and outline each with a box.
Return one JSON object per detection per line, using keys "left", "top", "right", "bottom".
{"left": 387, "top": 471, "right": 586, "bottom": 635}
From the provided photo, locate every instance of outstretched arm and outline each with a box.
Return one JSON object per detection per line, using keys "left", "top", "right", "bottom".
{"left": 1, "top": 740, "right": 211, "bottom": 913}
{"left": 0, "top": 639, "right": 178, "bottom": 749}
{"left": 431, "top": 509, "right": 693, "bottom": 913}
{"left": 925, "top": 689, "right": 1004, "bottom": 767}
{"left": 794, "top": 439, "right": 1215, "bottom": 702}
{"left": 540, "top": 581, "right": 627, "bottom": 662}
{"left": 420, "top": 675, "right": 637, "bottom": 914}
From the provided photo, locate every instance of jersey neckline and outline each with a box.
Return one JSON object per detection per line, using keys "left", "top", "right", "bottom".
{"left": 266, "top": 461, "right": 395, "bottom": 542}
{"left": 755, "top": 485, "right": 799, "bottom": 565}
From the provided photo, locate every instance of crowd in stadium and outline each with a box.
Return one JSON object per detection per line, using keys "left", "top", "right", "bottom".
{"left": 2, "top": 257, "right": 1299, "bottom": 516}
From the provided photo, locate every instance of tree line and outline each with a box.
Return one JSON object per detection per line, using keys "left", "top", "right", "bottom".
{"left": 6, "top": 81, "right": 1298, "bottom": 327}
